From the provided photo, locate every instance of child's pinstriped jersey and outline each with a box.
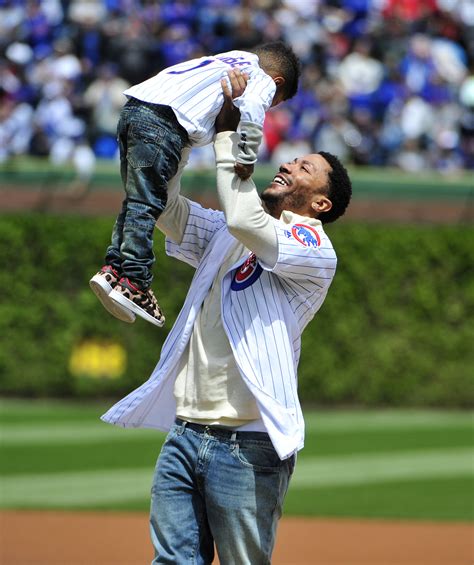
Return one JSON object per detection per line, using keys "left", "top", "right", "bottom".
{"left": 124, "top": 50, "right": 276, "bottom": 148}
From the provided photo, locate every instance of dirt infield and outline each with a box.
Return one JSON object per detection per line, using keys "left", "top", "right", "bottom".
{"left": 0, "top": 511, "right": 472, "bottom": 565}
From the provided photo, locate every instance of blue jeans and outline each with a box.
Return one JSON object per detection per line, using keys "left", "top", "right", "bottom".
{"left": 150, "top": 420, "right": 295, "bottom": 565}
{"left": 105, "top": 99, "right": 189, "bottom": 290}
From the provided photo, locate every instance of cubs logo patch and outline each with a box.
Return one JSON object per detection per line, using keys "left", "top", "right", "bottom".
{"left": 231, "top": 253, "right": 263, "bottom": 291}
{"left": 290, "top": 224, "right": 321, "bottom": 248}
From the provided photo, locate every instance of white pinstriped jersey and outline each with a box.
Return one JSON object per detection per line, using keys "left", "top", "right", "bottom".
{"left": 123, "top": 50, "right": 276, "bottom": 146}
{"left": 101, "top": 201, "right": 337, "bottom": 460}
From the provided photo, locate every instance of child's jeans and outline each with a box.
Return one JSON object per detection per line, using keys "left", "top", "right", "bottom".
{"left": 105, "top": 98, "right": 189, "bottom": 290}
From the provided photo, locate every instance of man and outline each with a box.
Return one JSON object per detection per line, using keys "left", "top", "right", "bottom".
{"left": 101, "top": 70, "right": 352, "bottom": 564}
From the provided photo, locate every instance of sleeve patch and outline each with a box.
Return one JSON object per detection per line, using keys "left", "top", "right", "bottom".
{"left": 284, "top": 224, "right": 321, "bottom": 248}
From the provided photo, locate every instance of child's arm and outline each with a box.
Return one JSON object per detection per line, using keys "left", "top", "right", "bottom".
{"left": 232, "top": 70, "right": 276, "bottom": 178}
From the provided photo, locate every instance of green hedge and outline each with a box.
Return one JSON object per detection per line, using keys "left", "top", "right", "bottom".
{"left": 1, "top": 213, "right": 473, "bottom": 407}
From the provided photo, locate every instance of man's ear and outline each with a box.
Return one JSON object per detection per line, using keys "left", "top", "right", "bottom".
{"left": 311, "top": 196, "right": 332, "bottom": 215}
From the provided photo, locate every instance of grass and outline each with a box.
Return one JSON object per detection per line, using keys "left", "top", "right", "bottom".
{"left": 0, "top": 399, "right": 472, "bottom": 521}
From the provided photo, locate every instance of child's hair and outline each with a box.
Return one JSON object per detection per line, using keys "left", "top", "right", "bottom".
{"left": 253, "top": 41, "right": 301, "bottom": 101}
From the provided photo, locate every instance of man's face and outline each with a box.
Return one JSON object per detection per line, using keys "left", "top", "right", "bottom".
{"left": 261, "top": 154, "right": 332, "bottom": 218}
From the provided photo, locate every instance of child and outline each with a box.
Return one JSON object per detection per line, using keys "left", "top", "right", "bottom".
{"left": 90, "top": 41, "right": 300, "bottom": 327}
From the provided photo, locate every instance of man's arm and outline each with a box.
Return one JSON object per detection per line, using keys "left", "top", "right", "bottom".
{"left": 214, "top": 73, "right": 279, "bottom": 267}
{"left": 155, "top": 148, "right": 191, "bottom": 244}
{"left": 156, "top": 146, "right": 228, "bottom": 269}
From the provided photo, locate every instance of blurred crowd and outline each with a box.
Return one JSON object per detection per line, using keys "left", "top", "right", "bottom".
{"left": 1, "top": 0, "right": 473, "bottom": 179}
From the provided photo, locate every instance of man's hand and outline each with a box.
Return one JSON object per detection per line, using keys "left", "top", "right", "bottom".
{"left": 215, "top": 69, "right": 248, "bottom": 133}
{"left": 234, "top": 162, "right": 254, "bottom": 180}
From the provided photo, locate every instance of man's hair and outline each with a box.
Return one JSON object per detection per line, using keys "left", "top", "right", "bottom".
{"left": 317, "top": 151, "right": 352, "bottom": 224}
{"left": 253, "top": 42, "right": 301, "bottom": 100}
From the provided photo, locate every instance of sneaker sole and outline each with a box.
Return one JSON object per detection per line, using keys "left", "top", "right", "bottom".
{"left": 109, "top": 288, "right": 165, "bottom": 327}
{"left": 89, "top": 275, "right": 136, "bottom": 324}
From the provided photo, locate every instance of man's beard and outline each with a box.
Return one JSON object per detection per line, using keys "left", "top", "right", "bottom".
{"left": 260, "top": 190, "right": 281, "bottom": 217}
{"left": 261, "top": 188, "right": 306, "bottom": 217}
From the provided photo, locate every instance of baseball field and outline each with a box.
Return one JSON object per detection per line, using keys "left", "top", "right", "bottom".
{"left": 1, "top": 399, "right": 472, "bottom": 564}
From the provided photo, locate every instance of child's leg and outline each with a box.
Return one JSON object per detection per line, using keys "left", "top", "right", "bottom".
{"left": 104, "top": 200, "right": 127, "bottom": 272}
{"left": 119, "top": 200, "right": 159, "bottom": 290}
{"left": 118, "top": 102, "right": 188, "bottom": 290}
{"left": 90, "top": 120, "right": 134, "bottom": 322}
{"left": 104, "top": 106, "right": 135, "bottom": 273}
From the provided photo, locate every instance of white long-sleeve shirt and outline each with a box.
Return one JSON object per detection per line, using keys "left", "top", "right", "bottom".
{"left": 124, "top": 50, "right": 276, "bottom": 163}
{"left": 101, "top": 132, "right": 338, "bottom": 460}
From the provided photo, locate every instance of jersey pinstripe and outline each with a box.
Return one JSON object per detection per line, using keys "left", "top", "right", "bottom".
{"left": 102, "top": 200, "right": 337, "bottom": 460}
{"left": 123, "top": 50, "right": 276, "bottom": 146}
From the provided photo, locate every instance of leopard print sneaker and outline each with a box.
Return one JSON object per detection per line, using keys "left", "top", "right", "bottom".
{"left": 89, "top": 265, "right": 136, "bottom": 323}
{"left": 109, "top": 277, "right": 165, "bottom": 327}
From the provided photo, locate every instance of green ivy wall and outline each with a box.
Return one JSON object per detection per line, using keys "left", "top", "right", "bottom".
{"left": 1, "top": 213, "right": 472, "bottom": 407}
